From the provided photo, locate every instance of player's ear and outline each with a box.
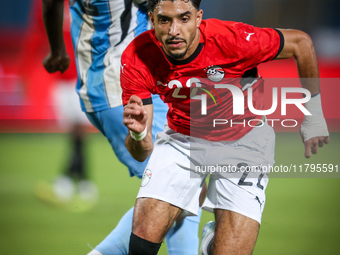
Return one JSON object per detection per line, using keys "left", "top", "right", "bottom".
{"left": 196, "top": 9, "right": 203, "bottom": 27}
{"left": 148, "top": 12, "right": 155, "bottom": 28}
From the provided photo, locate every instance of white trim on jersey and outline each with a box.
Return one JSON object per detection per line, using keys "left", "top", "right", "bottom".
{"left": 104, "top": 2, "right": 139, "bottom": 109}
{"left": 77, "top": 13, "right": 95, "bottom": 112}
{"left": 107, "top": 0, "right": 125, "bottom": 47}
{"left": 71, "top": 0, "right": 142, "bottom": 112}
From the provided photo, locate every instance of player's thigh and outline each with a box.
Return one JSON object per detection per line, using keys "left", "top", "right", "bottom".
{"left": 133, "top": 197, "right": 182, "bottom": 243}
{"left": 204, "top": 176, "right": 267, "bottom": 225}
{"left": 203, "top": 122, "right": 275, "bottom": 223}
{"left": 213, "top": 209, "right": 259, "bottom": 255}
{"left": 85, "top": 107, "right": 127, "bottom": 149}
{"left": 86, "top": 107, "right": 147, "bottom": 178}
{"left": 137, "top": 132, "right": 205, "bottom": 217}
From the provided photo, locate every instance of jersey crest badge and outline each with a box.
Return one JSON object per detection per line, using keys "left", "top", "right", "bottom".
{"left": 141, "top": 169, "right": 152, "bottom": 187}
{"left": 206, "top": 66, "right": 225, "bottom": 82}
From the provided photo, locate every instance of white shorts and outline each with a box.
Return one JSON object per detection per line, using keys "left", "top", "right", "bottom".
{"left": 137, "top": 121, "right": 275, "bottom": 224}
{"left": 53, "top": 80, "right": 91, "bottom": 129}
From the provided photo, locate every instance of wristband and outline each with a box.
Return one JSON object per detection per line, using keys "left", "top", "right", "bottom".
{"left": 130, "top": 126, "right": 147, "bottom": 141}
{"left": 304, "top": 93, "right": 323, "bottom": 116}
{"left": 300, "top": 93, "right": 329, "bottom": 142}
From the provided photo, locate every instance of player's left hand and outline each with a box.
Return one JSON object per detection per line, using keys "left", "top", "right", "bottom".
{"left": 299, "top": 94, "right": 330, "bottom": 158}
{"left": 43, "top": 52, "right": 70, "bottom": 74}
{"left": 300, "top": 135, "right": 330, "bottom": 158}
{"left": 299, "top": 103, "right": 330, "bottom": 158}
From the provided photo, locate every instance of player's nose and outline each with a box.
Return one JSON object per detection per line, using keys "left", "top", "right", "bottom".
{"left": 169, "top": 20, "right": 180, "bottom": 36}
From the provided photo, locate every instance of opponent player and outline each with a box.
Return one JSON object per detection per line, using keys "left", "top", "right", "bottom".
{"left": 42, "top": 0, "right": 201, "bottom": 254}
{"left": 121, "top": 0, "right": 330, "bottom": 254}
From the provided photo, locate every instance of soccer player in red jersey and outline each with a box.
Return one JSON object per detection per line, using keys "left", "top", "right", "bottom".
{"left": 121, "top": 0, "right": 330, "bottom": 254}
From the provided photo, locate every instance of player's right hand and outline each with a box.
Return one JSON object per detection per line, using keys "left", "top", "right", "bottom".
{"left": 42, "top": 52, "right": 70, "bottom": 74}
{"left": 123, "top": 95, "right": 148, "bottom": 134}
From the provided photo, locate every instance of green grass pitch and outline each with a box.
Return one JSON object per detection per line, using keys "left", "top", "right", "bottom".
{"left": 0, "top": 132, "right": 339, "bottom": 254}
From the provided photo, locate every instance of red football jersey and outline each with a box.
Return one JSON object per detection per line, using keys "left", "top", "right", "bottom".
{"left": 121, "top": 19, "right": 283, "bottom": 141}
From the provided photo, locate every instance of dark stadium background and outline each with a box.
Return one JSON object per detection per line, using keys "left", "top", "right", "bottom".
{"left": 0, "top": 1, "right": 339, "bottom": 254}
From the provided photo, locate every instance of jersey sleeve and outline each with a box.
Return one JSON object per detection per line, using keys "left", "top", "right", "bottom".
{"left": 120, "top": 53, "right": 153, "bottom": 105}
{"left": 230, "top": 22, "right": 284, "bottom": 71}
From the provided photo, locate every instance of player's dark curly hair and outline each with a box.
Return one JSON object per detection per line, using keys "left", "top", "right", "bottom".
{"left": 147, "top": 0, "right": 202, "bottom": 12}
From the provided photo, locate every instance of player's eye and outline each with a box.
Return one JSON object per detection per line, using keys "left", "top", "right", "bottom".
{"left": 159, "top": 17, "right": 169, "bottom": 24}
{"left": 182, "top": 16, "right": 189, "bottom": 23}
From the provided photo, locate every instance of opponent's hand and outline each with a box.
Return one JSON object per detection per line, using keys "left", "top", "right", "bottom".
{"left": 123, "top": 95, "right": 148, "bottom": 134}
{"left": 42, "top": 52, "right": 70, "bottom": 74}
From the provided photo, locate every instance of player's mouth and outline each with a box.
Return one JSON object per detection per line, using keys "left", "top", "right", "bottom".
{"left": 166, "top": 39, "right": 186, "bottom": 48}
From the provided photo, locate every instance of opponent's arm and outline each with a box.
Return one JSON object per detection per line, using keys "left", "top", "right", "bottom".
{"left": 275, "top": 29, "right": 329, "bottom": 158}
{"left": 123, "top": 95, "right": 154, "bottom": 162}
{"left": 133, "top": 0, "right": 149, "bottom": 12}
{"left": 42, "top": 0, "right": 70, "bottom": 73}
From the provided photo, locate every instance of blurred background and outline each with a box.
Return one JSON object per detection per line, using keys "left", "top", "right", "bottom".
{"left": 0, "top": 0, "right": 339, "bottom": 254}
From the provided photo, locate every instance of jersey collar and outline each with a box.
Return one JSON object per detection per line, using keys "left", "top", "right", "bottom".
{"left": 163, "top": 42, "right": 204, "bottom": 66}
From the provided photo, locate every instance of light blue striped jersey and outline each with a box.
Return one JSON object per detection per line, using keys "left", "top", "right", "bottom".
{"left": 69, "top": 0, "right": 149, "bottom": 112}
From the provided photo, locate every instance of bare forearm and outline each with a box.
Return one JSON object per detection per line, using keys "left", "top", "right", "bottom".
{"left": 42, "top": 0, "right": 65, "bottom": 56}
{"left": 294, "top": 32, "right": 320, "bottom": 95}
{"left": 123, "top": 98, "right": 154, "bottom": 162}
{"left": 125, "top": 133, "right": 153, "bottom": 162}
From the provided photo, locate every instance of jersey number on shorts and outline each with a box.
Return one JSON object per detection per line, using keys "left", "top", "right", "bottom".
{"left": 237, "top": 163, "right": 265, "bottom": 190}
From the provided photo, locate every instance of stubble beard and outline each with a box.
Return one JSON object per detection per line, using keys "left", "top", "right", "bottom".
{"left": 168, "top": 48, "right": 188, "bottom": 60}
{"left": 167, "top": 30, "right": 197, "bottom": 60}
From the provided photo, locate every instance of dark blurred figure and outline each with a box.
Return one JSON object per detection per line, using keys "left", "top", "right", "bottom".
{"left": 19, "top": 0, "right": 97, "bottom": 211}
